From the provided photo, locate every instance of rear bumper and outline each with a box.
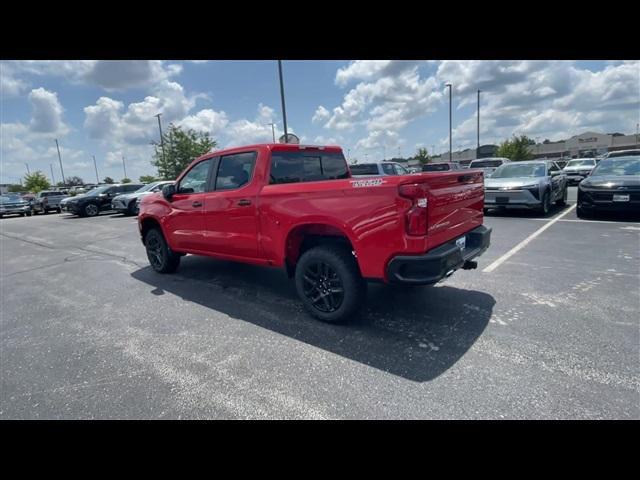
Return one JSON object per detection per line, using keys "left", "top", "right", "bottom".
{"left": 386, "top": 225, "right": 491, "bottom": 285}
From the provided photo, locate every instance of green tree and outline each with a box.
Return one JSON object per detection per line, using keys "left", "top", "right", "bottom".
{"left": 23, "top": 171, "right": 51, "bottom": 193}
{"left": 496, "top": 135, "right": 535, "bottom": 161}
{"left": 65, "top": 176, "right": 84, "bottom": 186}
{"left": 121, "top": 178, "right": 132, "bottom": 184}
{"left": 139, "top": 175, "right": 157, "bottom": 183}
{"left": 152, "top": 124, "right": 216, "bottom": 180}
{"left": 414, "top": 147, "right": 431, "bottom": 165}
{"left": 103, "top": 177, "right": 115, "bottom": 184}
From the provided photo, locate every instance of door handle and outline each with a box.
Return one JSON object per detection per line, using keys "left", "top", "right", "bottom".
{"left": 238, "top": 199, "right": 252, "bottom": 206}
{"left": 192, "top": 201, "right": 202, "bottom": 207}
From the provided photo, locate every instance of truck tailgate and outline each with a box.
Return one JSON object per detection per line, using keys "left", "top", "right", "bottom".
{"left": 415, "top": 170, "right": 485, "bottom": 251}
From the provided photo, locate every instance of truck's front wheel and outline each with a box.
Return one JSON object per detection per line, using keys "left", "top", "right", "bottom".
{"left": 145, "top": 228, "right": 180, "bottom": 273}
{"left": 295, "top": 245, "right": 366, "bottom": 323}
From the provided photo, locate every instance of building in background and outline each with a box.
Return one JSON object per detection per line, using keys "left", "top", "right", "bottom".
{"left": 433, "top": 131, "right": 639, "bottom": 164}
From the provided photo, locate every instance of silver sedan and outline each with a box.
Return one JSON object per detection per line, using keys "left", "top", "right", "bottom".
{"left": 484, "top": 160, "right": 568, "bottom": 215}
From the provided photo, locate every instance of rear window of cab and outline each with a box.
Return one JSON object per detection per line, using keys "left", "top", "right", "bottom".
{"left": 269, "top": 151, "right": 349, "bottom": 184}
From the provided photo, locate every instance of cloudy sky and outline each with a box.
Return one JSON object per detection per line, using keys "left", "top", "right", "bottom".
{"left": 1, "top": 60, "right": 638, "bottom": 184}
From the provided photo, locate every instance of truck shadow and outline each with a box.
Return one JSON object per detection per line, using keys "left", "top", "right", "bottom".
{"left": 131, "top": 256, "right": 494, "bottom": 383}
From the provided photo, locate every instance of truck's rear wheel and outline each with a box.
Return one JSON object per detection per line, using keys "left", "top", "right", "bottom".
{"left": 295, "top": 245, "right": 366, "bottom": 323}
{"left": 145, "top": 228, "right": 180, "bottom": 273}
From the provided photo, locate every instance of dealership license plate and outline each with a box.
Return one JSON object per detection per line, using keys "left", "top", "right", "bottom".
{"left": 456, "top": 236, "right": 466, "bottom": 251}
{"left": 613, "top": 194, "right": 630, "bottom": 202}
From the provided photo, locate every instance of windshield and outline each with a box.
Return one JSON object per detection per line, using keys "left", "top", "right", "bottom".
{"left": 423, "top": 163, "right": 450, "bottom": 172}
{"left": 133, "top": 182, "right": 161, "bottom": 193}
{"left": 566, "top": 159, "right": 596, "bottom": 167}
{"left": 471, "top": 160, "right": 504, "bottom": 168}
{"left": 350, "top": 164, "right": 379, "bottom": 175}
{"left": 84, "top": 185, "right": 111, "bottom": 197}
{"left": 1, "top": 194, "right": 23, "bottom": 202}
{"left": 591, "top": 157, "right": 640, "bottom": 176}
{"left": 491, "top": 163, "right": 546, "bottom": 178}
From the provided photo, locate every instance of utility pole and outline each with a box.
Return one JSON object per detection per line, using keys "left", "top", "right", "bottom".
{"left": 122, "top": 155, "right": 127, "bottom": 179}
{"left": 277, "top": 60, "right": 288, "bottom": 142}
{"left": 155, "top": 113, "right": 166, "bottom": 163}
{"left": 92, "top": 155, "right": 99, "bottom": 183}
{"left": 383, "top": 145, "right": 386, "bottom": 160}
{"left": 55, "top": 138, "right": 66, "bottom": 186}
{"left": 446, "top": 84, "right": 452, "bottom": 162}
{"left": 25, "top": 163, "right": 30, "bottom": 175}
{"left": 266, "top": 122, "right": 276, "bottom": 142}
{"left": 50, "top": 164, "right": 56, "bottom": 185}
{"left": 477, "top": 89, "right": 481, "bottom": 152}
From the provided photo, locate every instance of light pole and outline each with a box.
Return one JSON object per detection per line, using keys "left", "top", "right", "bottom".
{"left": 347, "top": 148, "right": 351, "bottom": 161}
{"left": 25, "top": 163, "right": 30, "bottom": 175}
{"left": 277, "top": 60, "right": 289, "bottom": 142}
{"left": 446, "top": 83, "right": 452, "bottom": 162}
{"left": 55, "top": 138, "right": 66, "bottom": 186}
{"left": 122, "top": 155, "right": 127, "bottom": 179}
{"left": 50, "top": 164, "right": 56, "bottom": 185}
{"left": 477, "top": 89, "right": 481, "bottom": 153}
{"left": 92, "top": 155, "right": 99, "bottom": 183}
{"left": 154, "top": 113, "right": 165, "bottom": 163}
{"left": 266, "top": 122, "right": 276, "bottom": 143}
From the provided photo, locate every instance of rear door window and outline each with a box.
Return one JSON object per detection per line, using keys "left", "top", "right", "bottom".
{"left": 349, "top": 164, "right": 378, "bottom": 175}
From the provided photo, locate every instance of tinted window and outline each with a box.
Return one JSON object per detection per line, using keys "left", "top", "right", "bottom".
{"left": 491, "top": 164, "right": 546, "bottom": 178}
{"left": 42, "top": 191, "right": 62, "bottom": 197}
{"left": 269, "top": 151, "right": 349, "bottom": 184}
{"left": 215, "top": 152, "right": 256, "bottom": 190}
{"left": 179, "top": 159, "right": 213, "bottom": 193}
{"left": 548, "top": 163, "right": 560, "bottom": 172}
{"left": 349, "top": 164, "right": 379, "bottom": 175}
{"left": 423, "top": 163, "right": 450, "bottom": 172}
{"left": 123, "top": 184, "right": 143, "bottom": 192}
{"left": 566, "top": 159, "right": 596, "bottom": 167}
{"left": 471, "top": 160, "right": 505, "bottom": 168}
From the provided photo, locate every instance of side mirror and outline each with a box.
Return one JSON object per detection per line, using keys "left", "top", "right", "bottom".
{"left": 162, "top": 184, "right": 176, "bottom": 200}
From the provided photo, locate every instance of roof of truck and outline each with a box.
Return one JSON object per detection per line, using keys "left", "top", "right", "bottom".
{"left": 196, "top": 143, "right": 344, "bottom": 161}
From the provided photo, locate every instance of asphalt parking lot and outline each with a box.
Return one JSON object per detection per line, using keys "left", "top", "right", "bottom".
{"left": 1, "top": 187, "right": 639, "bottom": 419}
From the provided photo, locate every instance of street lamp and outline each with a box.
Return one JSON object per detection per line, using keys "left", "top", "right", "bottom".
{"left": 277, "top": 60, "right": 289, "bottom": 142}
{"left": 266, "top": 122, "right": 276, "bottom": 143}
{"left": 477, "top": 89, "right": 481, "bottom": 152}
{"left": 154, "top": 113, "right": 165, "bottom": 163}
{"left": 445, "top": 83, "right": 452, "bottom": 162}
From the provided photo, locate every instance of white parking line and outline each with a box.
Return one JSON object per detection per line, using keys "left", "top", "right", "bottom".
{"left": 483, "top": 204, "right": 577, "bottom": 273}
{"left": 527, "top": 218, "right": 640, "bottom": 225}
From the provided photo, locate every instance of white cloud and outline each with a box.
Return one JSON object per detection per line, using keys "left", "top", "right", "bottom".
{"left": 178, "top": 109, "right": 229, "bottom": 135}
{"left": 28, "top": 88, "right": 68, "bottom": 135}
{"left": 1, "top": 62, "right": 29, "bottom": 97}
{"left": 312, "top": 105, "right": 330, "bottom": 124}
{"left": 224, "top": 103, "right": 280, "bottom": 147}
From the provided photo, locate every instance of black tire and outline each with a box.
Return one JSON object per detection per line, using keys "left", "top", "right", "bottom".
{"left": 20, "top": 213, "right": 25, "bottom": 217}
{"left": 539, "top": 190, "right": 551, "bottom": 215}
{"left": 556, "top": 186, "right": 567, "bottom": 206}
{"left": 42, "top": 208, "right": 49, "bottom": 215}
{"left": 83, "top": 203, "right": 99, "bottom": 217}
{"left": 26, "top": 211, "right": 32, "bottom": 217}
{"left": 144, "top": 228, "right": 180, "bottom": 273}
{"left": 295, "top": 244, "right": 366, "bottom": 323}
{"left": 126, "top": 200, "right": 137, "bottom": 216}
{"left": 56, "top": 207, "right": 62, "bottom": 213}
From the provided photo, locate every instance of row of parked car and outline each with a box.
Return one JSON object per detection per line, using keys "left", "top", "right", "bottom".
{"left": 346, "top": 149, "right": 640, "bottom": 217}
{"left": 0, "top": 181, "right": 174, "bottom": 219}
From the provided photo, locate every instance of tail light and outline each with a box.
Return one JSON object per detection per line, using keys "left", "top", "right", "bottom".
{"left": 399, "top": 183, "right": 428, "bottom": 235}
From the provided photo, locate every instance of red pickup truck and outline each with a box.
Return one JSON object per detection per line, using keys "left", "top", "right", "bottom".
{"left": 138, "top": 143, "right": 491, "bottom": 323}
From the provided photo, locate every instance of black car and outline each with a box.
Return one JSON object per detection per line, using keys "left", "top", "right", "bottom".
{"left": 64, "top": 183, "right": 144, "bottom": 217}
{"left": 577, "top": 156, "right": 640, "bottom": 218}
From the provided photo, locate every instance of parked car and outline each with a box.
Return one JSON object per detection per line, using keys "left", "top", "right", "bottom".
{"left": 32, "top": 190, "right": 68, "bottom": 214}
{"left": 603, "top": 149, "right": 640, "bottom": 159}
{"left": 349, "top": 162, "right": 411, "bottom": 177}
{"left": 562, "top": 158, "right": 598, "bottom": 185}
{"left": 577, "top": 156, "right": 640, "bottom": 218}
{"left": 20, "top": 193, "right": 36, "bottom": 213}
{"left": 138, "top": 143, "right": 491, "bottom": 323}
{"left": 0, "top": 193, "right": 32, "bottom": 218}
{"left": 64, "top": 183, "right": 144, "bottom": 217}
{"left": 422, "top": 162, "right": 462, "bottom": 172}
{"left": 112, "top": 181, "right": 173, "bottom": 215}
{"left": 484, "top": 160, "right": 567, "bottom": 214}
{"left": 468, "top": 158, "right": 511, "bottom": 177}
